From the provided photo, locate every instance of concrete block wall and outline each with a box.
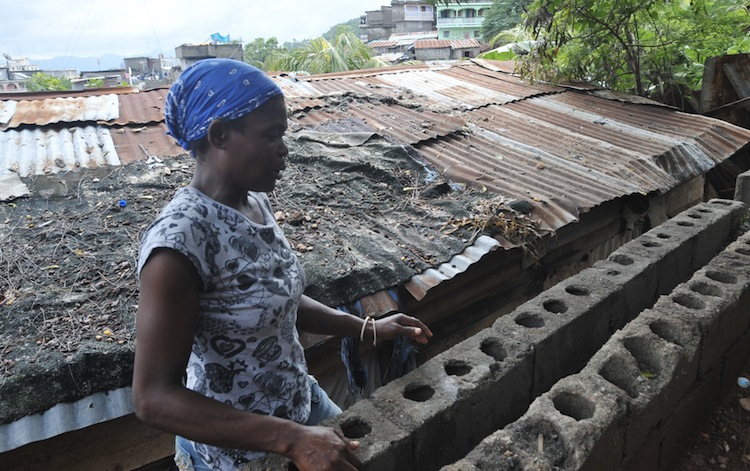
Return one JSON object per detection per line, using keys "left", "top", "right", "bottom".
{"left": 246, "top": 199, "right": 748, "bottom": 471}
{"left": 443, "top": 211, "right": 750, "bottom": 471}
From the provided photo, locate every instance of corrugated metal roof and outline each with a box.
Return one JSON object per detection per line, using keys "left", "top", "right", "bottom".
{"left": 0, "top": 126, "right": 120, "bottom": 177}
{"left": 109, "top": 123, "right": 184, "bottom": 164}
{"left": 0, "top": 101, "right": 16, "bottom": 126}
{"left": 286, "top": 64, "right": 557, "bottom": 111}
{"left": 1, "top": 59, "right": 749, "bottom": 242}
{"left": 369, "top": 40, "right": 414, "bottom": 48}
{"left": 415, "top": 40, "right": 452, "bottom": 49}
{"left": 1, "top": 94, "right": 119, "bottom": 128}
{"left": 290, "top": 102, "right": 466, "bottom": 145}
{"left": 3, "top": 59, "right": 750, "bottom": 453}
{"left": 414, "top": 39, "right": 481, "bottom": 49}
{"left": 0, "top": 387, "right": 133, "bottom": 453}
{"left": 115, "top": 87, "right": 168, "bottom": 125}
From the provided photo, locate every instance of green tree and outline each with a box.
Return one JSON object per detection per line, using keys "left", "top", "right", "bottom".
{"left": 519, "top": 0, "right": 750, "bottom": 106}
{"left": 243, "top": 37, "right": 285, "bottom": 69}
{"left": 25, "top": 72, "right": 72, "bottom": 91}
{"left": 482, "top": 0, "right": 532, "bottom": 44}
{"left": 266, "top": 28, "right": 385, "bottom": 74}
{"left": 85, "top": 78, "right": 105, "bottom": 89}
{"left": 323, "top": 18, "right": 363, "bottom": 43}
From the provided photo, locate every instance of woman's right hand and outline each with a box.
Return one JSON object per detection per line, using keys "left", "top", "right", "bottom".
{"left": 287, "top": 425, "right": 361, "bottom": 471}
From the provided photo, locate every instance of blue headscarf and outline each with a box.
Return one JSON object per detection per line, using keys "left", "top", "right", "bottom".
{"left": 165, "top": 58, "right": 283, "bottom": 151}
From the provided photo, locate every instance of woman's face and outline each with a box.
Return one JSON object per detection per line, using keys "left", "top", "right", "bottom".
{"left": 223, "top": 95, "right": 289, "bottom": 193}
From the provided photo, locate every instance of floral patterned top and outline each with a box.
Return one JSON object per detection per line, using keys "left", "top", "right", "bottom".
{"left": 138, "top": 186, "right": 310, "bottom": 469}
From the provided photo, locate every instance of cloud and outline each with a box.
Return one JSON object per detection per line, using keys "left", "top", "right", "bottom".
{"left": 2, "top": 0, "right": 385, "bottom": 60}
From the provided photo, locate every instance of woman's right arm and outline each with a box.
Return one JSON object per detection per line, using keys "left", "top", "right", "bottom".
{"left": 132, "top": 248, "right": 360, "bottom": 470}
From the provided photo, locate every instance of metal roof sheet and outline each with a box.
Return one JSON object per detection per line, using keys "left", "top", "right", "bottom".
{"left": 109, "top": 123, "right": 184, "bottom": 164}
{"left": 1, "top": 94, "right": 119, "bottom": 128}
{"left": 114, "top": 87, "right": 169, "bottom": 125}
{"left": 0, "top": 387, "right": 133, "bottom": 453}
{"left": 289, "top": 64, "right": 558, "bottom": 110}
{"left": 0, "top": 126, "right": 120, "bottom": 177}
{"left": 290, "top": 102, "right": 466, "bottom": 145}
{"left": 414, "top": 39, "right": 481, "bottom": 49}
{"left": 3, "top": 60, "right": 750, "bottom": 451}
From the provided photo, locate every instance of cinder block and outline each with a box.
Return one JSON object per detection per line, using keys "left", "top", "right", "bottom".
{"left": 652, "top": 246, "right": 750, "bottom": 376}
{"left": 589, "top": 253, "right": 659, "bottom": 330}
{"left": 365, "top": 328, "right": 534, "bottom": 471}
{"left": 439, "top": 429, "right": 526, "bottom": 471}
{"left": 330, "top": 399, "right": 414, "bottom": 471}
{"left": 496, "top": 273, "right": 618, "bottom": 398}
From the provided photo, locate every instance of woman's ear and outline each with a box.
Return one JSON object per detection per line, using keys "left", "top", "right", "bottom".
{"left": 206, "top": 120, "right": 229, "bottom": 149}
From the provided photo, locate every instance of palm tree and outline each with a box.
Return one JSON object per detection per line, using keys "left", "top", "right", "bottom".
{"left": 266, "top": 28, "right": 388, "bottom": 74}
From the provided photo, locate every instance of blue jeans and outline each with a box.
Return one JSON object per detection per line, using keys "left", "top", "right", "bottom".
{"left": 174, "top": 378, "right": 341, "bottom": 470}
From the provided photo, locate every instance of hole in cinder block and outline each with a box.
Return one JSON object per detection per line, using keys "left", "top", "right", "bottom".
{"left": 672, "top": 293, "right": 705, "bottom": 310}
{"left": 649, "top": 320, "right": 686, "bottom": 347}
{"left": 609, "top": 254, "right": 634, "bottom": 265}
{"left": 515, "top": 312, "right": 545, "bottom": 328}
{"left": 543, "top": 299, "right": 568, "bottom": 314}
{"left": 690, "top": 281, "right": 723, "bottom": 297}
{"left": 552, "top": 391, "right": 595, "bottom": 421}
{"left": 600, "top": 355, "right": 639, "bottom": 398}
{"left": 480, "top": 337, "right": 507, "bottom": 361}
{"left": 709, "top": 200, "right": 732, "bottom": 206}
{"left": 403, "top": 384, "right": 435, "bottom": 402}
{"left": 676, "top": 220, "right": 695, "bottom": 227}
{"left": 705, "top": 270, "right": 737, "bottom": 284}
{"left": 623, "top": 336, "right": 662, "bottom": 382}
{"left": 656, "top": 233, "right": 671, "bottom": 239}
{"left": 641, "top": 239, "right": 662, "bottom": 248}
{"left": 736, "top": 247, "right": 750, "bottom": 256}
{"left": 444, "top": 359, "right": 472, "bottom": 376}
{"left": 605, "top": 269, "right": 621, "bottom": 276}
{"left": 565, "top": 285, "right": 590, "bottom": 296}
{"left": 695, "top": 208, "right": 712, "bottom": 213}
{"left": 340, "top": 417, "right": 372, "bottom": 439}
{"left": 687, "top": 213, "right": 702, "bottom": 219}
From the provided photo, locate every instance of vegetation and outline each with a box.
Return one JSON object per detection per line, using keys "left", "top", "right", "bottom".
{"left": 481, "top": 0, "right": 532, "bottom": 44}
{"left": 243, "top": 37, "right": 286, "bottom": 69}
{"left": 518, "top": 0, "right": 750, "bottom": 106}
{"left": 265, "top": 27, "right": 389, "bottom": 75}
{"left": 25, "top": 72, "right": 72, "bottom": 91}
{"left": 85, "top": 78, "right": 105, "bottom": 89}
{"left": 323, "top": 18, "right": 363, "bottom": 43}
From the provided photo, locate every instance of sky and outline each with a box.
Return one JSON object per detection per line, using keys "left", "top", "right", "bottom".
{"left": 0, "top": 0, "right": 388, "bottom": 60}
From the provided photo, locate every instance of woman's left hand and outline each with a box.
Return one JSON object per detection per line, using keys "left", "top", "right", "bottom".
{"left": 374, "top": 313, "right": 433, "bottom": 344}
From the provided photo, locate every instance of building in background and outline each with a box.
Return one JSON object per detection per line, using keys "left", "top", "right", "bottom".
{"left": 361, "top": 1, "right": 436, "bottom": 42}
{"left": 174, "top": 43, "right": 244, "bottom": 74}
{"left": 436, "top": 0, "right": 492, "bottom": 40}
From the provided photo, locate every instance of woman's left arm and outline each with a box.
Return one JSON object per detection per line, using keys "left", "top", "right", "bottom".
{"left": 296, "top": 295, "right": 432, "bottom": 344}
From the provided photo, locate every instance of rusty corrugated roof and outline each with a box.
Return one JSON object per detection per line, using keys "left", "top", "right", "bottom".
{"left": 115, "top": 87, "right": 169, "bottom": 125}
{"left": 2, "top": 59, "right": 749, "bottom": 295}
{"left": 1, "top": 94, "right": 119, "bottom": 128}
{"left": 3, "top": 60, "right": 750, "bottom": 451}
{"left": 290, "top": 102, "right": 466, "bottom": 145}
{"left": 414, "top": 39, "right": 480, "bottom": 49}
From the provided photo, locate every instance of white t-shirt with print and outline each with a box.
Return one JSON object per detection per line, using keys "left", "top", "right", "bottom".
{"left": 138, "top": 187, "right": 310, "bottom": 469}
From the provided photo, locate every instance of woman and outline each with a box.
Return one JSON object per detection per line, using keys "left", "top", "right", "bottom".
{"left": 132, "top": 58, "right": 432, "bottom": 471}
